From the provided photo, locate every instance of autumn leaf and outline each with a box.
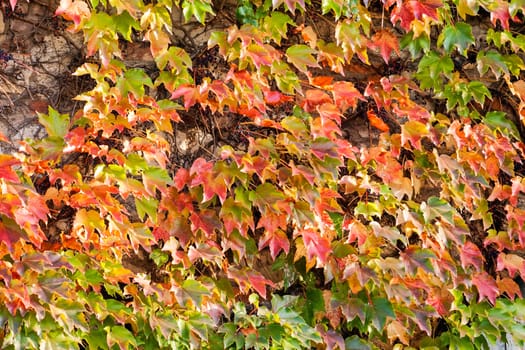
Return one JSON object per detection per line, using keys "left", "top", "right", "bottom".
{"left": 390, "top": 0, "right": 442, "bottom": 31}
{"left": 367, "top": 109, "right": 390, "bottom": 132}
{"left": 55, "top": 0, "right": 91, "bottom": 28}
{"left": 460, "top": 241, "right": 484, "bottom": 271}
{"left": 472, "top": 271, "right": 499, "bottom": 304}
{"left": 286, "top": 44, "right": 320, "bottom": 73}
{"left": 367, "top": 30, "right": 400, "bottom": 64}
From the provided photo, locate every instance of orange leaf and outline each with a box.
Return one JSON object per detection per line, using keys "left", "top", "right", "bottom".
{"left": 367, "top": 30, "right": 400, "bottom": 64}
{"left": 367, "top": 110, "right": 390, "bottom": 132}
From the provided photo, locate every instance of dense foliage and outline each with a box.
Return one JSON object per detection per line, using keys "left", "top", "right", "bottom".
{"left": 1, "top": 0, "right": 525, "bottom": 348}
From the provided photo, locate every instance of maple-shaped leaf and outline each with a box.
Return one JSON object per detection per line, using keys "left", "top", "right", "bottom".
{"left": 497, "top": 277, "right": 523, "bottom": 300}
{"left": 105, "top": 325, "right": 137, "bottom": 350}
{"left": 438, "top": 22, "right": 475, "bottom": 56}
{"left": 390, "top": 0, "right": 442, "bottom": 31}
{"left": 259, "top": 228, "right": 290, "bottom": 260}
{"left": 335, "top": 20, "right": 369, "bottom": 63}
{"left": 272, "top": 0, "right": 306, "bottom": 12}
{"left": 367, "top": 109, "right": 390, "bottom": 132}
{"left": 301, "top": 89, "right": 333, "bottom": 113}
{"left": 38, "top": 107, "right": 70, "bottom": 139}
{"left": 174, "top": 279, "right": 211, "bottom": 307}
{"left": 401, "top": 246, "right": 436, "bottom": 274}
{"left": 331, "top": 81, "right": 364, "bottom": 112}
{"left": 460, "top": 241, "right": 484, "bottom": 271}
{"left": 301, "top": 227, "right": 332, "bottom": 266}
{"left": 496, "top": 253, "right": 525, "bottom": 278}
{"left": 0, "top": 217, "right": 27, "bottom": 251}
{"left": 367, "top": 30, "right": 400, "bottom": 64}
{"left": 472, "top": 271, "right": 499, "bottom": 304}
{"left": 401, "top": 120, "right": 429, "bottom": 149}
{"left": 55, "top": 0, "right": 91, "bottom": 28}
{"left": 181, "top": 0, "right": 215, "bottom": 24}
{"left": 286, "top": 45, "right": 320, "bottom": 74}
{"left": 0, "top": 154, "right": 21, "bottom": 182}
{"left": 490, "top": 0, "right": 511, "bottom": 30}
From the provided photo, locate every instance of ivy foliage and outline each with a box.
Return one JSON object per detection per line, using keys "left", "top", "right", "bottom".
{"left": 1, "top": 0, "right": 525, "bottom": 348}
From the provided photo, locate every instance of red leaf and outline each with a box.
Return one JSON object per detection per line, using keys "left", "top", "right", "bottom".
{"left": 258, "top": 210, "right": 290, "bottom": 259}
{"left": 171, "top": 84, "right": 200, "bottom": 110}
{"left": 247, "top": 272, "right": 275, "bottom": 299}
{"left": 331, "top": 82, "right": 364, "bottom": 112}
{"left": 391, "top": 0, "right": 442, "bottom": 31}
{"left": 496, "top": 253, "right": 525, "bottom": 278}
{"left": 190, "top": 210, "right": 221, "bottom": 238}
{"left": 0, "top": 220, "right": 25, "bottom": 251}
{"left": 301, "top": 227, "right": 331, "bottom": 265}
{"left": 490, "top": 0, "right": 511, "bottom": 30}
{"left": 472, "top": 271, "right": 499, "bottom": 304}
{"left": 0, "top": 155, "right": 21, "bottom": 182}
{"left": 460, "top": 241, "right": 484, "bottom": 271}
{"left": 367, "top": 30, "right": 400, "bottom": 64}
{"left": 367, "top": 110, "right": 390, "bottom": 132}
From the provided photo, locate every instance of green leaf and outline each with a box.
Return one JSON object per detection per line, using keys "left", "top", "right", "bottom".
{"left": 116, "top": 68, "right": 153, "bottom": 98}
{"left": 113, "top": 11, "right": 140, "bottom": 41}
{"left": 416, "top": 51, "right": 454, "bottom": 87}
{"left": 468, "top": 81, "right": 491, "bottom": 106}
{"left": 438, "top": 22, "right": 474, "bottom": 56}
{"left": 262, "top": 12, "right": 294, "bottom": 44}
{"left": 176, "top": 279, "right": 210, "bottom": 306}
{"left": 477, "top": 51, "right": 509, "bottom": 79}
{"left": 182, "top": 0, "right": 215, "bottom": 24}
{"left": 135, "top": 196, "right": 158, "bottom": 222}
{"left": 286, "top": 44, "right": 319, "bottom": 74}
{"left": 251, "top": 183, "right": 285, "bottom": 211}
{"left": 423, "top": 196, "right": 456, "bottom": 224}
{"left": 483, "top": 111, "right": 520, "bottom": 139}
{"left": 106, "top": 325, "right": 137, "bottom": 349}
{"left": 400, "top": 32, "right": 430, "bottom": 58}
{"left": 370, "top": 297, "right": 395, "bottom": 331}
{"left": 354, "top": 201, "right": 383, "bottom": 220}
{"left": 38, "top": 107, "right": 69, "bottom": 139}
{"left": 303, "top": 288, "right": 324, "bottom": 325}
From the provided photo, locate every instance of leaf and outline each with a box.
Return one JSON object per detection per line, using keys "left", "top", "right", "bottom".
{"left": 387, "top": 320, "right": 410, "bottom": 345}
{"left": 438, "top": 22, "right": 474, "bottom": 55}
{"left": 331, "top": 81, "right": 364, "bottom": 111}
{"left": 496, "top": 253, "right": 525, "bottom": 278}
{"left": 113, "top": 11, "right": 141, "bottom": 41}
{"left": 272, "top": 0, "right": 306, "bottom": 12}
{"left": 483, "top": 111, "right": 520, "bottom": 139}
{"left": 116, "top": 68, "right": 153, "bottom": 98}
{"left": 490, "top": 0, "right": 511, "bottom": 30}
{"left": 460, "top": 241, "right": 484, "bottom": 271}
{"left": 335, "top": 20, "right": 369, "bottom": 63}
{"left": 251, "top": 183, "right": 285, "bottom": 213}
{"left": 400, "top": 246, "right": 436, "bottom": 274}
{"left": 0, "top": 154, "right": 20, "bottom": 182}
{"left": 9, "top": 0, "right": 17, "bottom": 10}
{"left": 390, "top": 0, "right": 442, "bottom": 31}
{"left": 367, "top": 30, "right": 399, "bottom": 64}
{"left": 105, "top": 325, "right": 137, "bottom": 350}
{"left": 262, "top": 12, "right": 294, "bottom": 44}
{"left": 135, "top": 196, "right": 158, "bottom": 222}
{"left": 367, "top": 110, "right": 389, "bottom": 132}
{"left": 370, "top": 297, "right": 395, "bottom": 331}
{"left": 38, "top": 107, "right": 70, "bottom": 139}
{"left": 401, "top": 120, "right": 429, "bottom": 149}
{"left": 301, "top": 227, "right": 332, "bottom": 265}
{"left": 497, "top": 277, "right": 522, "bottom": 300}
{"left": 472, "top": 271, "right": 499, "bottom": 304}
{"left": 175, "top": 279, "right": 210, "bottom": 306}
{"left": 182, "top": 0, "right": 215, "bottom": 24}
{"left": 286, "top": 44, "right": 319, "bottom": 74}
{"left": 55, "top": 0, "right": 91, "bottom": 27}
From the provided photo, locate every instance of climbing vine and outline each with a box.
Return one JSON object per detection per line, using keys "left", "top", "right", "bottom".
{"left": 1, "top": 0, "right": 525, "bottom": 348}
